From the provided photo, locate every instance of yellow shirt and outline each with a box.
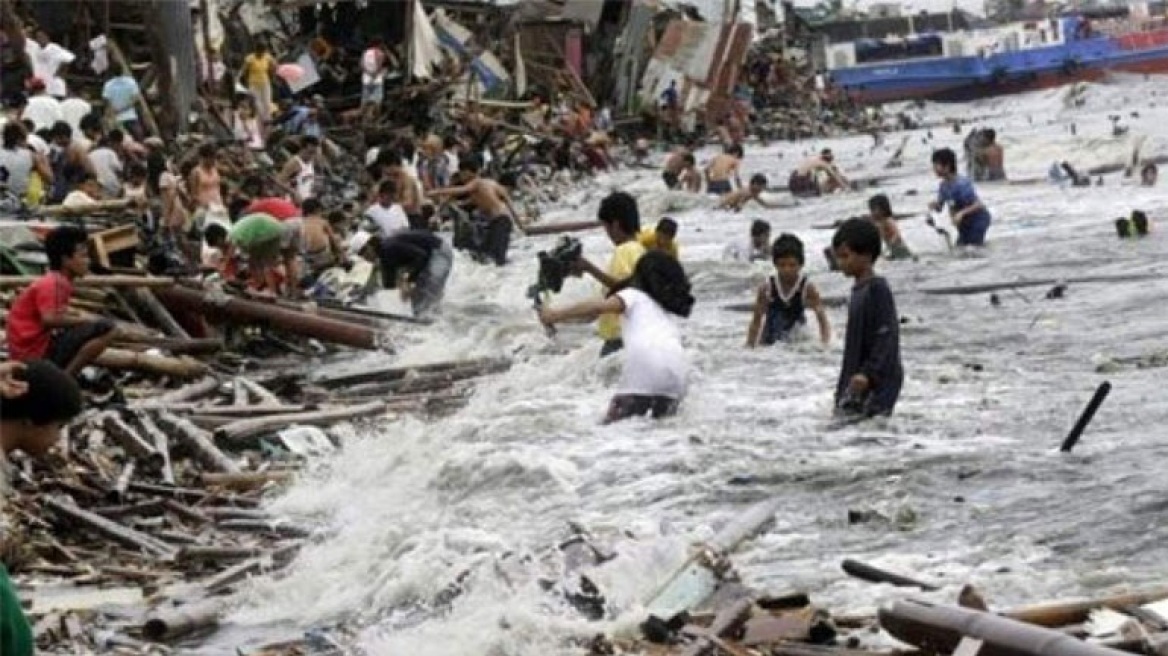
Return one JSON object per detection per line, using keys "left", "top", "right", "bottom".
{"left": 598, "top": 240, "right": 646, "bottom": 341}
{"left": 637, "top": 228, "right": 680, "bottom": 260}
{"left": 243, "top": 53, "right": 275, "bottom": 89}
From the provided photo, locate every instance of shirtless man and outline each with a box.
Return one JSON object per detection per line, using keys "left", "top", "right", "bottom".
{"left": 383, "top": 153, "right": 426, "bottom": 229}
{"left": 662, "top": 148, "right": 700, "bottom": 192}
{"left": 428, "top": 158, "right": 521, "bottom": 266}
{"left": 718, "top": 174, "right": 780, "bottom": 211}
{"left": 278, "top": 136, "right": 321, "bottom": 205}
{"left": 299, "top": 198, "right": 345, "bottom": 274}
{"left": 705, "top": 143, "right": 743, "bottom": 195}
{"left": 976, "top": 129, "right": 1005, "bottom": 181}
{"left": 788, "top": 148, "right": 849, "bottom": 198}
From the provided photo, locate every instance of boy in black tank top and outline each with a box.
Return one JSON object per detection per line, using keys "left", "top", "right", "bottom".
{"left": 746, "top": 233, "right": 831, "bottom": 347}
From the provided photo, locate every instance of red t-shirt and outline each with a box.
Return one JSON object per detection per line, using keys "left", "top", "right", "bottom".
{"left": 5, "top": 271, "right": 73, "bottom": 360}
{"left": 245, "top": 197, "right": 301, "bottom": 221}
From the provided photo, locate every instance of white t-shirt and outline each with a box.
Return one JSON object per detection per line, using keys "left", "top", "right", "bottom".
{"left": 364, "top": 202, "right": 408, "bottom": 236}
{"left": 88, "top": 147, "right": 123, "bottom": 196}
{"left": 59, "top": 98, "right": 93, "bottom": 133}
{"left": 21, "top": 95, "right": 62, "bottom": 132}
{"left": 361, "top": 48, "right": 386, "bottom": 86}
{"left": 27, "top": 41, "right": 76, "bottom": 97}
{"left": 615, "top": 288, "right": 687, "bottom": 399}
{"left": 25, "top": 133, "right": 49, "bottom": 157}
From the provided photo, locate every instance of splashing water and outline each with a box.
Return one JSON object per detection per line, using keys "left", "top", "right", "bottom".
{"left": 205, "top": 75, "right": 1168, "bottom": 655}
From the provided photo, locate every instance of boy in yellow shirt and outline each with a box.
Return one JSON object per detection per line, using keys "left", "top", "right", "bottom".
{"left": 573, "top": 192, "right": 645, "bottom": 357}
{"left": 637, "top": 217, "right": 680, "bottom": 260}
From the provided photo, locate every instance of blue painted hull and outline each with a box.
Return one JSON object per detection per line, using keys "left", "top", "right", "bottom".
{"left": 831, "top": 35, "right": 1168, "bottom": 103}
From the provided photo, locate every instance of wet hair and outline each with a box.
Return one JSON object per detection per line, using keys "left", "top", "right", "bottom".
{"left": 932, "top": 148, "right": 958, "bottom": 173}
{"left": 302, "top": 198, "right": 323, "bottom": 215}
{"left": 820, "top": 148, "right": 834, "bottom": 160}
{"left": 2, "top": 122, "right": 24, "bottom": 149}
{"left": 868, "top": 194, "right": 892, "bottom": 218}
{"left": 443, "top": 134, "right": 459, "bottom": 150}
{"left": 771, "top": 232, "right": 805, "bottom": 265}
{"left": 0, "top": 360, "right": 82, "bottom": 426}
{"left": 727, "top": 143, "right": 744, "bottom": 158}
{"left": 204, "top": 223, "right": 228, "bottom": 247}
{"left": 459, "top": 156, "right": 481, "bottom": 174}
{"left": 750, "top": 219, "right": 771, "bottom": 237}
{"left": 984, "top": 129, "right": 996, "bottom": 142}
{"left": 611, "top": 250, "right": 694, "bottom": 318}
{"left": 597, "top": 191, "right": 640, "bottom": 236}
{"left": 49, "top": 121, "right": 72, "bottom": 140}
{"left": 327, "top": 210, "right": 347, "bottom": 225}
{"left": 750, "top": 173, "right": 768, "bottom": 187}
{"left": 106, "top": 129, "right": 125, "bottom": 145}
{"left": 377, "top": 180, "right": 396, "bottom": 196}
{"left": 79, "top": 114, "right": 102, "bottom": 135}
{"left": 656, "top": 217, "right": 678, "bottom": 237}
{"left": 45, "top": 226, "right": 89, "bottom": 270}
{"left": 20, "top": 119, "right": 35, "bottom": 133}
{"left": 832, "top": 217, "right": 882, "bottom": 262}
{"left": 198, "top": 142, "right": 217, "bottom": 158}
{"left": 683, "top": 153, "right": 695, "bottom": 166}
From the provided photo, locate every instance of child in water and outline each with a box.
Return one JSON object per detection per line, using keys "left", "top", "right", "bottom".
{"left": 929, "top": 148, "right": 992, "bottom": 247}
{"left": 832, "top": 218, "right": 903, "bottom": 419}
{"left": 746, "top": 233, "right": 830, "bottom": 347}
{"left": 718, "top": 174, "right": 780, "bottom": 211}
{"left": 867, "top": 194, "right": 912, "bottom": 260}
{"left": 539, "top": 251, "right": 694, "bottom": 423}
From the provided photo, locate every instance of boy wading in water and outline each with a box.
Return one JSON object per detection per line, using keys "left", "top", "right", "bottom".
{"left": 832, "top": 219, "right": 903, "bottom": 419}
{"left": 929, "top": 148, "right": 992, "bottom": 247}
{"left": 746, "top": 234, "right": 830, "bottom": 347}
{"left": 539, "top": 251, "right": 693, "bottom": 423}
{"left": 868, "top": 194, "right": 912, "bottom": 260}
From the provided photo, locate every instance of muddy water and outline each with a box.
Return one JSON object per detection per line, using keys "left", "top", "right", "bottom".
{"left": 202, "top": 75, "right": 1168, "bottom": 655}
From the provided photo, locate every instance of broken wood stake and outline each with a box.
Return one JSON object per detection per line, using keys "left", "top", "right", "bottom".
{"left": 1061, "top": 381, "right": 1111, "bottom": 453}
{"left": 128, "top": 287, "right": 191, "bottom": 339}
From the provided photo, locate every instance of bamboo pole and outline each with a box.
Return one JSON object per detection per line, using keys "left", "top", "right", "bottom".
{"left": 154, "top": 412, "right": 240, "bottom": 474}
{"left": 150, "top": 377, "right": 221, "bottom": 405}
{"left": 313, "top": 357, "right": 510, "bottom": 389}
{"left": 0, "top": 275, "right": 175, "bottom": 289}
{"left": 1003, "top": 586, "right": 1168, "bottom": 628}
{"left": 213, "top": 401, "right": 387, "bottom": 444}
{"left": 100, "top": 412, "right": 161, "bottom": 463}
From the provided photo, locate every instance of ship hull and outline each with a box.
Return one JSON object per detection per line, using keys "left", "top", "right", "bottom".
{"left": 830, "top": 31, "right": 1168, "bottom": 104}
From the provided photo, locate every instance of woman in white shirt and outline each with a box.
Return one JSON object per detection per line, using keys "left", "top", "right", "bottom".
{"left": 538, "top": 251, "right": 695, "bottom": 423}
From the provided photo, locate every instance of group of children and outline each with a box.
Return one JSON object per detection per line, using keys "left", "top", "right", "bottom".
{"left": 552, "top": 138, "right": 1005, "bottom": 424}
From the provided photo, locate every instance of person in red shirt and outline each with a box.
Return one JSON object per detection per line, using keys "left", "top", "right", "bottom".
{"left": 5, "top": 227, "right": 117, "bottom": 376}
{"left": 244, "top": 196, "right": 300, "bottom": 221}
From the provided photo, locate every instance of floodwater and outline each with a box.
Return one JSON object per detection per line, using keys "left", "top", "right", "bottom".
{"left": 205, "top": 75, "right": 1168, "bottom": 654}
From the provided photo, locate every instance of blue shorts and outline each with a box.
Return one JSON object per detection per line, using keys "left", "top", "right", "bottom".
{"left": 707, "top": 179, "right": 732, "bottom": 195}
{"left": 957, "top": 215, "right": 991, "bottom": 246}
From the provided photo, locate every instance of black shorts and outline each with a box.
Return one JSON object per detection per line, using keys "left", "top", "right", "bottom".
{"left": 606, "top": 394, "right": 679, "bottom": 423}
{"left": 788, "top": 171, "right": 820, "bottom": 198}
{"left": 48, "top": 320, "right": 116, "bottom": 369}
{"left": 663, "top": 171, "right": 680, "bottom": 189}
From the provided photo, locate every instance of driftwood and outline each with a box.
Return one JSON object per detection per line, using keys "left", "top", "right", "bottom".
{"left": 95, "top": 349, "right": 209, "bottom": 378}
{"left": 0, "top": 275, "right": 175, "bottom": 289}
{"left": 142, "top": 598, "right": 225, "bottom": 642}
{"left": 134, "top": 412, "right": 175, "bottom": 486}
{"left": 178, "top": 545, "right": 268, "bottom": 562}
{"left": 44, "top": 495, "right": 177, "bottom": 559}
{"left": 200, "top": 470, "right": 295, "bottom": 491}
{"left": 879, "top": 599, "right": 1134, "bottom": 656}
{"left": 1003, "top": 587, "right": 1168, "bottom": 627}
{"left": 154, "top": 285, "right": 381, "bottom": 350}
{"left": 213, "top": 401, "right": 387, "bottom": 443}
{"left": 150, "top": 377, "right": 221, "bottom": 405}
{"left": 841, "top": 559, "right": 939, "bottom": 591}
{"left": 523, "top": 220, "right": 602, "bottom": 236}
{"left": 682, "top": 598, "right": 755, "bottom": 656}
{"left": 316, "top": 299, "right": 431, "bottom": 325}
{"left": 127, "top": 287, "right": 191, "bottom": 339}
{"left": 235, "top": 377, "right": 282, "bottom": 405}
{"left": 153, "top": 412, "right": 240, "bottom": 474}
{"left": 313, "top": 357, "right": 511, "bottom": 389}
{"left": 100, "top": 412, "right": 161, "bottom": 464}
{"left": 187, "top": 404, "right": 312, "bottom": 417}
{"left": 921, "top": 273, "right": 1165, "bottom": 296}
